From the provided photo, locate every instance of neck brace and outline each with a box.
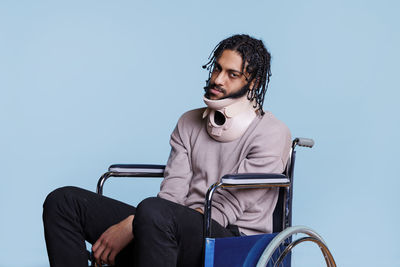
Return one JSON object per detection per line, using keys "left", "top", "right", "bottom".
{"left": 202, "top": 94, "right": 258, "bottom": 142}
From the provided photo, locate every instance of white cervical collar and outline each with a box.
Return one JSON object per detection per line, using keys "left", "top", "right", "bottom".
{"left": 203, "top": 94, "right": 258, "bottom": 142}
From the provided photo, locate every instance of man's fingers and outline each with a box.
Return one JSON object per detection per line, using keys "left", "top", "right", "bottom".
{"left": 91, "top": 216, "right": 134, "bottom": 265}
{"left": 100, "top": 247, "right": 112, "bottom": 265}
{"left": 195, "top": 207, "right": 203, "bottom": 214}
{"left": 108, "top": 250, "right": 118, "bottom": 266}
{"left": 93, "top": 241, "right": 107, "bottom": 266}
{"left": 92, "top": 236, "right": 103, "bottom": 252}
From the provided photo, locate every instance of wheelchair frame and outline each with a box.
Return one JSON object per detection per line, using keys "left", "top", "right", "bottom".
{"left": 95, "top": 138, "right": 336, "bottom": 267}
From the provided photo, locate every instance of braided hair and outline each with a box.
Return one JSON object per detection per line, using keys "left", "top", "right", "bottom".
{"left": 203, "top": 34, "right": 272, "bottom": 115}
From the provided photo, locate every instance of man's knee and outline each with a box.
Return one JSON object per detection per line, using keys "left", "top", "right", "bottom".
{"left": 134, "top": 197, "right": 174, "bottom": 230}
{"left": 43, "top": 186, "right": 81, "bottom": 215}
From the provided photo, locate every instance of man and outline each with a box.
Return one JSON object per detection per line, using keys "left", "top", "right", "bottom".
{"left": 43, "top": 34, "right": 291, "bottom": 267}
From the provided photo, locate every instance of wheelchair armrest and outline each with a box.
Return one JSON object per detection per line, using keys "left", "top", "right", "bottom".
{"left": 221, "top": 173, "right": 289, "bottom": 186}
{"left": 108, "top": 164, "right": 165, "bottom": 174}
{"left": 97, "top": 164, "right": 165, "bottom": 195}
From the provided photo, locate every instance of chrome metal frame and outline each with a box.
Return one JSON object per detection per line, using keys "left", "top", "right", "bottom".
{"left": 256, "top": 225, "right": 336, "bottom": 267}
{"left": 96, "top": 169, "right": 165, "bottom": 195}
{"left": 275, "top": 236, "right": 336, "bottom": 267}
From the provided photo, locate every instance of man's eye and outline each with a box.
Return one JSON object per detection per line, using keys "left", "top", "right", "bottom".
{"left": 229, "top": 72, "right": 239, "bottom": 78}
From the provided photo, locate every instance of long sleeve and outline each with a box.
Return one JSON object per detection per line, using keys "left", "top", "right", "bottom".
{"left": 157, "top": 116, "right": 193, "bottom": 204}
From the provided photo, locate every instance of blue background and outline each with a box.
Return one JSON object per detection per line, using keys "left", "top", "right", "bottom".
{"left": 1, "top": 0, "right": 399, "bottom": 266}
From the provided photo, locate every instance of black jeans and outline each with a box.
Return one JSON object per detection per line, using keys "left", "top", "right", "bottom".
{"left": 43, "top": 186, "right": 238, "bottom": 267}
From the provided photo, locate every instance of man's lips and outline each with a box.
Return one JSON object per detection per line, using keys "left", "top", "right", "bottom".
{"left": 209, "top": 86, "right": 224, "bottom": 95}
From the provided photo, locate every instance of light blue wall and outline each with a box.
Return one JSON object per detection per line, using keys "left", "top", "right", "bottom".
{"left": 1, "top": 0, "right": 399, "bottom": 266}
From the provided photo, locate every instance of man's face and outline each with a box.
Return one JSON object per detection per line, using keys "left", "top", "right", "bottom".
{"left": 206, "top": 49, "right": 249, "bottom": 100}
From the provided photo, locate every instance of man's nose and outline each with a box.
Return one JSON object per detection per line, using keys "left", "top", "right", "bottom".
{"left": 214, "top": 71, "right": 226, "bottom": 85}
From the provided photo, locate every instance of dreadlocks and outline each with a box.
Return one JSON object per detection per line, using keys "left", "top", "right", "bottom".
{"left": 202, "top": 34, "right": 272, "bottom": 115}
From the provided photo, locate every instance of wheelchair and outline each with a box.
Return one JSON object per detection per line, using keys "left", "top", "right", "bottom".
{"left": 92, "top": 138, "right": 336, "bottom": 267}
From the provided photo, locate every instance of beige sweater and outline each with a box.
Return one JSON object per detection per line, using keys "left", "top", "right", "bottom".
{"left": 158, "top": 108, "right": 291, "bottom": 235}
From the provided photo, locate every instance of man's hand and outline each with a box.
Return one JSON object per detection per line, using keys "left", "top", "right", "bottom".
{"left": 92, "top": 215, "right": 134, "bottom": 266}
{"left": 195, "top": 207, "right": 203, "bottom": 214}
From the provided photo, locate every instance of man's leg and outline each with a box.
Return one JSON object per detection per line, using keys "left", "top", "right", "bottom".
{"left": 133, "top": 197, "right": 238, "bottom": 267}
{"left": 42, "top": 186, "right": 136, "bottom": 267}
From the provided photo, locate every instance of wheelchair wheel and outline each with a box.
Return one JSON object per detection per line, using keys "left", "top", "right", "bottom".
{"left": 256, "top": 225, "right": 336, "bottom": 267}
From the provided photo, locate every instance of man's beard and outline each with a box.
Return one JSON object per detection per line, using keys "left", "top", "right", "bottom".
{"left": 204, "top": 82, "right": 250, "bottom": 100}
